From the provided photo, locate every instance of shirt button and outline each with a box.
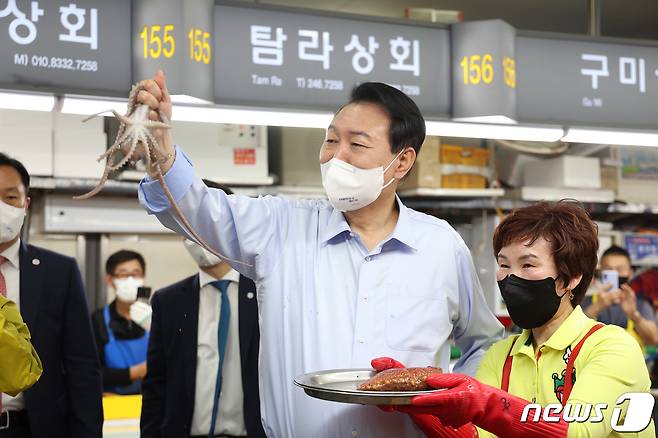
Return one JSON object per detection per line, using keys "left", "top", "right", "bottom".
{"left": 365, "top": 256, "right": 372, "bottom": 262}
{"left": 358, "top": 338, "right": 365, "bottom": 344}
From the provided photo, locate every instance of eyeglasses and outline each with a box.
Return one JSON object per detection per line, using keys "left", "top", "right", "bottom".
{"left": 113, "top": 272, "right": 144, "bottom": 279}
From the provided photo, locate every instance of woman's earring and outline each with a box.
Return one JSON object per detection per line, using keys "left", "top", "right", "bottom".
{"left": 568, "top": 290, "right": 574, "bottom": 300}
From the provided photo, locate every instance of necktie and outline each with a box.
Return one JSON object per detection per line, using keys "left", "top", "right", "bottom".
{"left": 0, "top": 255, "right": 7, "bottom": 414}
{"left": 208, "top": 279, "right": 231, "bottom": 438}
{"left": 0, "top": 256, "right": 7, "bottom": 297}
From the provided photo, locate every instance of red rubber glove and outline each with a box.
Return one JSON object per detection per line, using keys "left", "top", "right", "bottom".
{"left": 409, "top": 413, "right": 479, "bottom": 438}
{"left": 371, "top": 356, "right": 405, "bottom": 372}
{"left": 370, "top": 358, "right": 478, "bottom": 438}
{"left": 397, "top": 374, "right": 569, "bottom": 438}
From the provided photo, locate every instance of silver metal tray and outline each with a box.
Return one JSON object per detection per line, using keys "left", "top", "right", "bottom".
{"left": 294, "top": 368, "right": 441, "bottom": 405}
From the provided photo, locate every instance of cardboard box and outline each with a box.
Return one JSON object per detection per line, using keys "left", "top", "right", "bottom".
{"left": 523, "top": 156, "right": 601, "bottom": 189}
{"left": 439, "top": 144, "right": 490, "bottom": 189}
{"left": 400, "top": 136, "right": 441, "bottom": 189}
{"left": 441, "top": 174, "right": 487, "bottom": 189}
{"left": 441, "top": 144, "right": 490, "bottom": 167}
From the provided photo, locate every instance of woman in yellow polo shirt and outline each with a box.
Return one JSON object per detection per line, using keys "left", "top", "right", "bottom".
{"left": 376, "top": 200, "right": 653, "bottom": 437}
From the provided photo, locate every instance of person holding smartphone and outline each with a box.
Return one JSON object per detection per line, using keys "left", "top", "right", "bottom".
{"left": 90, "top": 250, "right": 152, "bottom": 394}
{"left": 583, "top": 245, "right": 658, "bottom": 347}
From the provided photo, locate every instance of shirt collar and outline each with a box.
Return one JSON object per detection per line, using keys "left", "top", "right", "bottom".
{"left": 387, "top": 196, "right": 418, "bottom": 251}
{"left": 0, "top": 239, "right": 21, "bottom": 268}
{"left": 320, "top": 204, "right": 352, "bottom": 244}
{"left": 542, "top": 305, "right": 592, "bottom": 350}
{"left": 199, "top": 268, "right": 240, "bottom": 289}
{"left": 510, "top": 305, "right": 592, "bottom": 357}
{"left": 319, "top": 195, "right": 418, "bottom": 251}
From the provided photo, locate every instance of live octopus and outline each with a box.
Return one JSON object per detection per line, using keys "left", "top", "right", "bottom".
{"left": 75, "top": 80, "right": 249, "bottom": 267}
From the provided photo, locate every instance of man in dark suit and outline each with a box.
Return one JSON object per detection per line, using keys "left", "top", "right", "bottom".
{"left": 0, "top": 153, "right": 103, "bottom": 438}
{"left": 141, "top": 186, "right": 265, "bottom": 438}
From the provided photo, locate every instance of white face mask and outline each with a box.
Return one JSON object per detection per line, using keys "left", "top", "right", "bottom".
{"left": 184, "top": 239, "right": 222, "bottom": 267}
{"left": 0, "top": 200, "right": 26, "bottom": 243}
{"left": 320, "top": 149, "right": 403, "bottom": 212}
{"left": 114, "top": 276, "right": 144, "bottom": 303}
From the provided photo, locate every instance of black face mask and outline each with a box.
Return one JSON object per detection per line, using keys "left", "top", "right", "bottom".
{"left": 498, "top": 274, "right": 568, "bottom": 329}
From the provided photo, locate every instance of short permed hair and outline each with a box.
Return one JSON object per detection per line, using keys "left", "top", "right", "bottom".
{"left": 105, "top": 250, "right": 146, "bottom": 276}
{"left": 492, "top": 200, "right": 599, "bottom": 306}
{"left": 346, "top": 82, "right": 426, "bottom": 155}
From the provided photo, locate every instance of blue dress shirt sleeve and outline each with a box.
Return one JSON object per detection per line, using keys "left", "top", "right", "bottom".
{"left": 451, "top": 242, "right": 505, "bottom": 377}
{"left": 138, "top": 145, "right": 290, "bottom": 280}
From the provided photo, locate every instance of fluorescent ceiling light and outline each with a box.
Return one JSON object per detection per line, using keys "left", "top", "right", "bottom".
{"left": 170, "top": 94, "right": 213, "bottom": 105}
{"left": 172, "top": 105, "right": 334, "bottom": 129}
{"left": 59, "top": 96, "right": 127, "bottom": 117}
{"left": 452, "top": 115, "right": 517, "bottom": 124}
{"left": 425, "top": 120, "right": 565, "bottom": 142}
{"left": 45, "top": 95, "right": 658, "bottom": 146}
{"left": 562, "top": 127, "right": 658, "bottom": 147}
{"left": 57, "top": 96, "right": 333, "bottom": 128}
{"left": 0, "top": 91, "right": 55, "bottom": 111}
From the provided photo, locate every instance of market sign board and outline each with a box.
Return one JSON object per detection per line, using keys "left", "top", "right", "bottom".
{"left": 451, "top": 20, "right": 516, "bottom": 121}
{"left": 516, "top": 34, "right": 658, "bottom": 129}
{"left": 0, "top": 0, "right": 131, "bottom": 95}
{"left": 213, "top": 3, "right": 451, "bottom": 117}
{"left": 2, "top": 2, "right": 658, "bottom": 131}
{"left": 132, "top": 0, "right": 214, "bottom": 101}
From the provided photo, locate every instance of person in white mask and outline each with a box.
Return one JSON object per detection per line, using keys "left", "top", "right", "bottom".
{"left": 135, "top": 71, "right": 504, "bottom": 438}
{"left": 90, "top": 250, "right": 151, "bottom": 394}
{"left": 141, "top": 195, "right": 265, "bottom": 438}
{"left": 0, "top": 152, "right": 102, "bottom": 438}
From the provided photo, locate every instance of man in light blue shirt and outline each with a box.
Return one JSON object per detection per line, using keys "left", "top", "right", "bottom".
{"left": 136, "top": 71, "right": 504, "bottom": 438}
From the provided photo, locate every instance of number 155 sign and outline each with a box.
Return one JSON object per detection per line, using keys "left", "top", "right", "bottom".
{"left": 139, "top": 24, "right": 211, "bottom": 65}
{"left": 132, "top": 0, "right": 214, "bottom": 102}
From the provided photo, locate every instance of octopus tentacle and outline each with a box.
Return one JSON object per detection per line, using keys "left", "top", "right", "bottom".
{"left": 109, "top": 132, "right": 140, "bottom": 171}
{"left": 143, "top": 120, "right": 172, "bottom": 130}
{"left": 144, "top": 131, "right": 167, "bottom": 165}
{"left": 73, "top": 162, "right": 112, "bottom": 200}
{"left": 141, "top": 140, "right": 153, "bottom": 172}
{"left": 73, "top": 81, "right": 253, "bottom": 267}
{"left": 97, "top": 128, "right": 131, "bottom": 162}
{"left": 153, "top": 163, "right": 251, "bottom": 266}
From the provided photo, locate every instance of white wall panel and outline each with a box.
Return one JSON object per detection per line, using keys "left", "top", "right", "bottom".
{"left": 53, "top": 113, "right": 107, "bottom": 179}
{"left": 0, "top": 109, "right": 53, "bottom": 176}
{"left": 173, "top": 121, "right": 272, "bottom": 185}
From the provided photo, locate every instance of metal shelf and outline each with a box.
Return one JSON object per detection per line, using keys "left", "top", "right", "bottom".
{"left": 31, "top": 176, "right": 139, "bottom": 193}
{"left": 30, "top": 174, "right": 276, "bottom": 195}
{"left": 397, "top": 188, "right": 505, "bottom": 198}
{"left": 607, "top": 203, "right": 658, "bottom": 214}
{"left": 120, "top": 170, "right": 276, "bottom": 186}
{"left": 506, "top": 186, "right": 615, "bottom": 203}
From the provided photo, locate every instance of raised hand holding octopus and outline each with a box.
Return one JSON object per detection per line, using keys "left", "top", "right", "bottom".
{"left": 75, "top": 70, "right": 250, "bottom": 267}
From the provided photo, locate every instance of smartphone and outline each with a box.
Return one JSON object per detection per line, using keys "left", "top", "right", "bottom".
{"left": 600, "top": 270, "right": 619, "bottom": 290}
{"left": 137, "top": 286, "right": 152, "bottom": 301}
